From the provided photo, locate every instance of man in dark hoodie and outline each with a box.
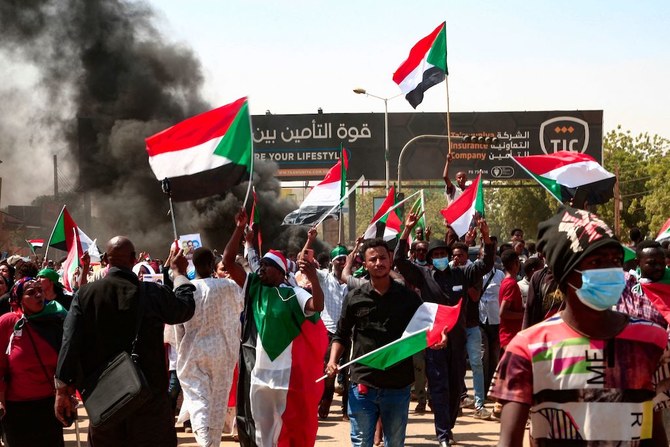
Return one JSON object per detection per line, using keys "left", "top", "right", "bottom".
{"left": 395, "top": 213, "right": 495, "bottom": 446}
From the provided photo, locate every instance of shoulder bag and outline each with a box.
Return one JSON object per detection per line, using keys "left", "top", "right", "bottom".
{"left": 80, "top": 283, "right": 152, "bottom": 427}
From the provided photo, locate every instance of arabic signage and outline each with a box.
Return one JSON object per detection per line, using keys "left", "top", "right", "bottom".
{"left": 251, "top": 110, "right": 603, "bottom": 181}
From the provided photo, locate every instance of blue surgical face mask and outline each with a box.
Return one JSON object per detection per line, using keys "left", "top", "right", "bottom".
{"left": 570, "top": 267, "right": 625, "bottom": 311}
{"left": 415, "top": 259, "right": 427, "bottom": 266}
{"left": 432, "top": 257, "right": 449, "bottom": 271}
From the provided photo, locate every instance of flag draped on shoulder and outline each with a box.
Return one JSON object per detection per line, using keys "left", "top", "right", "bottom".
{"left": 145, "top": 97, "right": 252, "bottom": 202}
{"left": 282, "top": 150, "right": 348, "bottom": 226}
{"left": 511, "top": 151, "right": 615, "bottom": 207}
{"left": 363, "top": 186, "right": 402, "bottom": 241}
{"left": 393, "top": 22, "right": 447, "bottom": 108}
{"left": 238, "top": 273, "right": 328, "bottom": 446}
{"left": 656, "top": 218, "right": 670, "bottom": 242}
{"left": 47, "top": 206, "right": 93, "bottom": 253}
{"left": 641, "top": 268, "right": 670, "bottom": 325}
{"left": 440, "top": 173, "right": 484, "bottom": 238}
{"left": 356, "top": 300, "right": 461, "bottom": 370}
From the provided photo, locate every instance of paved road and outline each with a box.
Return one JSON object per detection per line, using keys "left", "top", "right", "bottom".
{"left": 64, "top": 395, "right": 510, "bottom": 446}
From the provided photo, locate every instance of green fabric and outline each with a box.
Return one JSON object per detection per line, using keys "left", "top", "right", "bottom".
{"left": 661, "top": 267, "right": 670, "bottom": 285}
{"left": 426, "top": 22, "right": 448, "bottom": 75}
{"left": 340, "top": 145, "right": 347, "bottom": 201}
{"left": 48, "top": 208, "right": 67, "bottom": 250}
{"left": 474, "top": 175, "right": 485, "bottom": 218}
{"left": 357, "top": 329, "right": 428, "bottom": 370}
{"left": 213, "top": 100, "right": 252, "bottom": 170}
{"left": 330, "top": 245, "right": 349, "bottom": 259}
{"left": 15, "top": 300, "right": 67, "bottom": 331}
{"left": 409, "top": 196, "right": 426, "bottom": 230}
{"left": 37, "top": 268, "right": 63, "bottom": 289}
{"left": 622, "top": 245, "right": 636, "bottom": 264}
{"left": 249, "top": 273, "right": 318, "bottom": 361}
{"left": 353, "top": 267, "right": 366, "bottom": 278}
{"left": 531, "top": 173, "right": 564, "bottom": 202}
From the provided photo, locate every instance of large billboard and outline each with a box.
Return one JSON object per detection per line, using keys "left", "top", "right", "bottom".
{"left": 251, "top": 110, "right": 603, "bottom": 181}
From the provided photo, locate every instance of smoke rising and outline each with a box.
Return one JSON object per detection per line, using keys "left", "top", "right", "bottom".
{"left": 0, "top": 0, "right": 306, "bottom": 255}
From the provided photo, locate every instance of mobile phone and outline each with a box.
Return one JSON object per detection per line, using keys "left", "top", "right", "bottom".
{"left": 304, "top": 249, "right": 314, "bottom": 263}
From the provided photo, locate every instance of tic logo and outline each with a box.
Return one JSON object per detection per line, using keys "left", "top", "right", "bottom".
{"left": 539, "top": 116, "right": 590, "bottom": 154}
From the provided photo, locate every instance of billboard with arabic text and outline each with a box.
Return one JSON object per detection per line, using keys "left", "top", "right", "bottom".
{"left": 251, "top": 110, "right": 603, "bottom": 181}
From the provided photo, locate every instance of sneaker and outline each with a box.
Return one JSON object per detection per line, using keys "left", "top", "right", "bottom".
{"left": 414, "top": 402, "right": 426, "bottom": 414}
{"left": 472, "top": 408, "right": 492, "bottom": 420}
{"left": 459, "top": 396, "right": 475, "bottom": 409}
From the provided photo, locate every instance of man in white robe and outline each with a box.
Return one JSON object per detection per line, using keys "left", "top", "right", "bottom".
{"left": 175, "top": 247, "right": 243, "bottom": 446}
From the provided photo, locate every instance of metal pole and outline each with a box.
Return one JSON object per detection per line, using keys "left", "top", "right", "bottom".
{"left": 338, "top": 207, "right": 343, "bottom": 244}
{"left": 397, "top": 135, "right": 466, "bottom": 193}
{"left": 614, "top": 166, "right": 621, "bottom": 237}
{"left": 168, "top": 196, "right": 178, "bottom": 241}
{"left": 53, "top": 154, "right": 59, "bottom": 199}
{"left": 161, "top": 178, "right": 179, "bottom": 241}
{"left": 384, "top": 98, "right": 390, "bottom": 193}
{"left": 242, "top": 108, "right": 256, "bottom": 209}
{"left": 445, "top": 77, "right": 452, "bottom": 154}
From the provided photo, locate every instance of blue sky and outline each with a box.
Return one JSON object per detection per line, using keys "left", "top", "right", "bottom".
{"left": 149, "top": 0, "right": 670, "bottom": 138}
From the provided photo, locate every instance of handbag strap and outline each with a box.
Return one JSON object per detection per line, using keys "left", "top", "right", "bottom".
{"left": 24, "top": 322, "right": 55, "bottom": 391}
{"left": 480, "top": 268, "right": 496, "bottom": 298}
{"left": 130, "top": 282, "right": 146, "bottom": 356}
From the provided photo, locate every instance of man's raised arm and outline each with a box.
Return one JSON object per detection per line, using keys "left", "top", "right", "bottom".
{"left": 223, "top": 207, "right": 249, "bottom": 288}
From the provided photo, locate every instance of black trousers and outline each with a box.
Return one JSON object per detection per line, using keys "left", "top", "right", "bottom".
{"left": 3, "top": 396, "right": 64, "bottom": 447}
{"left": 480, "top": 323, "right": 500, "bottom": 395}
{"left": 320, "top": 332, "right": 349, "bottom": 416}
{"left": 88, "top": 392, "right": 176, "bottom": 447}
{"left": 425, "top": 330, "right": 467, "bottom": 441}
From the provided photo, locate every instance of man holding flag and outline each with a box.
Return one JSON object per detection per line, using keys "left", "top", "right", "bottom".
{"left": 223, "top": 208, "right": 327, "bottom": 447}
{"left": 326, "top": 238, "right": 432, "bottom": 447}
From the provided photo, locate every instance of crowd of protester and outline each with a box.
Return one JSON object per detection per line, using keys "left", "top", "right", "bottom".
{"left": 1, "top": 166, "right": 670, "bottom": 446}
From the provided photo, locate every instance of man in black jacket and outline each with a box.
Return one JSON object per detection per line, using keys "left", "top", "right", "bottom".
{"left": 395, "top": 213, "right": 494, "bottom": 446}
{"left": 54, "top": 236, "right": 195, "bottom": 447}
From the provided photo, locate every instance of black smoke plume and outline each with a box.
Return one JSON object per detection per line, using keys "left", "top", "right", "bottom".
{"left": 0, "top": 0, "right": 306, "bottom": 255}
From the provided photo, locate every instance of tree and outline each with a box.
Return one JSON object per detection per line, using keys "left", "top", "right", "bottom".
{"left": 596, "top": 127, "right": 670, "bottom": 240}
{"left": 485, "top": 182, "right": 558, "bottom": 243}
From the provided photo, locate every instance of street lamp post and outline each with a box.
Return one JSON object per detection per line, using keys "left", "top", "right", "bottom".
{"left": 353, "top": 88, "right": 402, "bottom": 193}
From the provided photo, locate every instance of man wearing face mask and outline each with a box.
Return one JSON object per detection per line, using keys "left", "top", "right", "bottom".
{"left": 492, "top": 206, "right": 670, "bottom": 447}
{"left": 395, "top": 212, "right": 494, "bottom": 446}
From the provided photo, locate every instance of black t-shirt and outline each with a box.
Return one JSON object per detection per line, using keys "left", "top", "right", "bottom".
{"left": 334, "top": 280, "right": 422, "bottom": 389}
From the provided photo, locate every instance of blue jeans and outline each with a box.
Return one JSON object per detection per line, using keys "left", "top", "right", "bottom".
{"left": 348, "top": 384, "right": 411, "bottom": 447}
{"left": 465, "top": 326, "right": 486, "bottom": 409}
